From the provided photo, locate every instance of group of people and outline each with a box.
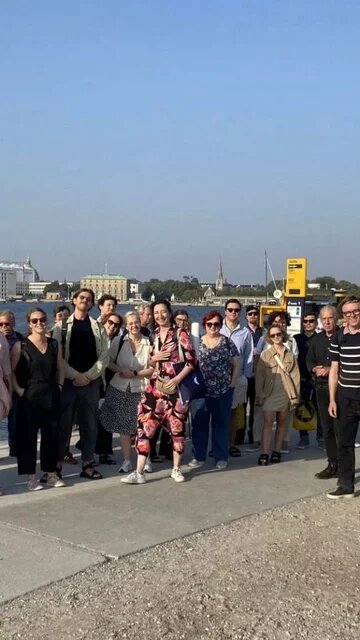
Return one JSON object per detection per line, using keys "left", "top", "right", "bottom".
{"left": 0, "top": 291, "right": 359, "bottom": 500}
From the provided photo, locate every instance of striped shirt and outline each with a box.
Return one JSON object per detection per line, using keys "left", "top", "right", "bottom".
{"left": 329, "top": 329, "right": 360, "bottom": 399}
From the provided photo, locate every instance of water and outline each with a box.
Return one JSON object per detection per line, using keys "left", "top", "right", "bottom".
{"left": 1, "top": 301, "right": 246, "bottom": 335}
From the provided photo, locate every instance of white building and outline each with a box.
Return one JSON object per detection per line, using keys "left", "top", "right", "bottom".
{"left": 28, "top": 281, "right": 52, "bottom": 296}
{"left": 0, "top": 257, "right": 39, "bottom": 295}
{"left": 0, "top": 268, "right": 17, "bottom": 299}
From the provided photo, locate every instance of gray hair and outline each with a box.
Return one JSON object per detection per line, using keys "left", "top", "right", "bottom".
{"left": 137, "top": 304, "right": 151, "bottom": 314}
{"left": 319, "top": 305, "right": 337, "bottom": 318}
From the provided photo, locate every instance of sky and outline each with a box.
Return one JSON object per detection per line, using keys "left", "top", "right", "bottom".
{"left": 1, "top": 1, "right": 359, "bottom": 285}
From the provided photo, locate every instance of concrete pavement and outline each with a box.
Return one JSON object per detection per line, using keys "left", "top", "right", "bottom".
{"left": 0, "top": 424, "right": 359, "bottom": 604}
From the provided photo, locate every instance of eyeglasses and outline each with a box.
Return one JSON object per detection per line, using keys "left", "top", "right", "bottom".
{"left": 30, "top": 317, "right": 47, "bottom": 325}
{"left": 0, "top": 322, "right": 10, "bottom": 327}
{"left": 107, "top": 319, "right": 121, "bottom": 327}
{"left": 269, "top": 332, "right": 282, "bottom": 338}
{"left": 303, "top": 319, "right": 316, "bottom": 324}
{"left": 226, "top": 308, "right": 240, "bottom": 313}
{"left": 343, "top": 310, "right": 360, "bottom": 318}
{"left": 206, "top": 322, "right": 220, "bottom": 328}
{"left": 247, "top": 312, "right": 258, "bottom": 316}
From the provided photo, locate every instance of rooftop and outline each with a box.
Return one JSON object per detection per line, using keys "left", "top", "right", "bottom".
{"left": 82, "top": 274, "right": 127, "bottom": 280}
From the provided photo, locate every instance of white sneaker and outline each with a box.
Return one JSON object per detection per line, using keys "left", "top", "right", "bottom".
{"left": 27, "top": 475, "right": 44, "bottom": 491}
{"left": 188, "top": 458, "right": 205, "bottom": 468}
{"left": 47, "top": 473, "right": 66, "bottom": 488}
{"left": 144, "top": 460, "right": 153, "bottom": 473}
{"left": 118, "top": 460, "right": 133, "bottom": 474}
{"left": 355, "top": 442, "right": 360, "bottom": 449}
{"left": 120, "top": 471, "right": 146, "bottom": 485}
{"left": 215, "top": 460, "right": 228, "bottom": 470}
{"left": 171, "top": 468, "right": 185, "bottom": 482}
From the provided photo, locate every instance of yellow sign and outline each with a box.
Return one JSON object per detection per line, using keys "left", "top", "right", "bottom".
{"left": 285, "top": 258, "right": 307, "bottom": 297}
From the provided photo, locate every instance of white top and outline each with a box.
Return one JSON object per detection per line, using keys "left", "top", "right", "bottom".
{"left": 109, "top": 334, "right": 152, "bottom": 393}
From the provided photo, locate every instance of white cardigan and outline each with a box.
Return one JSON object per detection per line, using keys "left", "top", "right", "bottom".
{"left": 109, "top": 334, "right": 152, "bottom": 393}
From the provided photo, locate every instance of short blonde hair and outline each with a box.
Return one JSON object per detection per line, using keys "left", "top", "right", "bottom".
{"left": 124, "top": 310, "right": 140, "bottom": 325}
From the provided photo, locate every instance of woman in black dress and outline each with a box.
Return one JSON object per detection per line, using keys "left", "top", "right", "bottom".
{"left": 11, "top": 308, "right": 65, "bottom": 491}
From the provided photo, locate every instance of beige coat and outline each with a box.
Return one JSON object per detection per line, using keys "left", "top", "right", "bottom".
{"left": 255, "top": 345, "right": 300, "bottom": 407}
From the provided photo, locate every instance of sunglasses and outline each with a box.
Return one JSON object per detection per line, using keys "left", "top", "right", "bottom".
{"left": 30, "top": 317, "right": 47, "bottom": 325}
{"left": 343, "top": 310, "right": 360, "bottom": 318}
{"left": 269, "top": 332, "right": 282, "bottom": 338}
{"left": 107, "top": 319, "right": 121, "bottom": 327}
{"left": 303, "top": 319, "right": 316, "bottom": 324}
{"left": 226, "top": 308, "right": 240, "bottom": 313}
{"left": 247, "top": 312, "right": 258, "bottom": 316}
{"left": 206, "top": 322, "right": 220, "bottom": 328}
{"left": 0, "top": 322, "right": 10, "bottom": 327}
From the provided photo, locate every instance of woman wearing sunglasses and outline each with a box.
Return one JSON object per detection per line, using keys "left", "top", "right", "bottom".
{"left": 94, "top": 312, "right": 123, "bottom": 465}
{"left": 11, "top": 308, "right": 65, "bottom": 491}
{"left": 189, "top": 311, "right": 240, "bottom": 470}
{"left": 255, "top": 323, "right": 300, "bottom": 466}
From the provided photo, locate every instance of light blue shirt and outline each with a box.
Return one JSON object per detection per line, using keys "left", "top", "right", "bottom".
{"left": 220, "top": 322, "right": 254, "bottom": 378}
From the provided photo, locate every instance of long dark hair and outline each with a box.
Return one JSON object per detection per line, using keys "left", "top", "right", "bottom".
{"left": 151, "top": 299, "right": 175, "bottom": 328}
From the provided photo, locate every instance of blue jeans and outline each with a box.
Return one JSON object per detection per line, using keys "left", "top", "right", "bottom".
{"left": 192, "top": 388, "right": 233, "bottom": 463}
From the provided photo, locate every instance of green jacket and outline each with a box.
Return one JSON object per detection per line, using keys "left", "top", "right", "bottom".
{"left": 52, "top": 314, "right": 109, "bottom": 382}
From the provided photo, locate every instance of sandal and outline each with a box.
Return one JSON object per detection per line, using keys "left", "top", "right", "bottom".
{"left": 258, "top": 454, "right": 269, "bottom": 466}
{"left": 229, "top": 446, "right": 242, "bottom": 457}
{"left": 80, "top": 462, "right": 103, "bottom": 480}
{"left": 270, "top": 451, "right": 281, "bottom": 464}
{"left": 99, "top": 454, "right": 116, "bottom": 465}
{"left": 64, "top": 452, "right": 78, "bottom": 465}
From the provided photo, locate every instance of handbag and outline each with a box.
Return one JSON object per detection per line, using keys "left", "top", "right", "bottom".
{"left": 293, "top": 400, "right": 317, "bottom": 431}
{"left": 173, "top": 362, "right": 207, "bottom": 404}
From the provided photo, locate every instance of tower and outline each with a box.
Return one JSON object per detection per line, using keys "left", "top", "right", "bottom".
{"left": 215, "top": 257, "right": 224, "bottom": 292}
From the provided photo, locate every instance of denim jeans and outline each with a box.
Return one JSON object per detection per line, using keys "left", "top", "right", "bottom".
{"left": 192, "top": 388, "right": 233, "bottom": 463}
{"left": 334, "top": 392, "right": 360, "bottom": 492}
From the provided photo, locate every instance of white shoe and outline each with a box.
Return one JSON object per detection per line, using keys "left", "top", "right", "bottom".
{"left": 171, "top": 468, "right": 185, "bottom": 482}
{"left": 118, "top": 460, "right": 133, "bottom": 474}
{"left": 47, "top": 473, "right": 66, "bottom": 488}
{"left": 188, "top": 458, "right": 205, "bottom": 468}
{"left": 27, "top": 475, "right": 43, "bottom": 491}
{"left": 355, "top": 442, "right": 360, "bottom": 449}
{"left": 120, "top": 471, "right": 146, "bottom": 485}
{"left": 144, "top": 460, "right": 153, "bottom": 473}
{"left": 215, "top": 460, "right": 228, "bottom": 470}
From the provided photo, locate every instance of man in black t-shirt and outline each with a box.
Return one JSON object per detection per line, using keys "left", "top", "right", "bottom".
{"left": 53, "top": 288, "right": 109, "bottom": 480}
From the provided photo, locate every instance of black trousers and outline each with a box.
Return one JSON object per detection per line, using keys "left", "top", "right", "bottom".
{"left": 95, "top": 422, "right": 113, "bottom": 456}
{"left": 315, "top": 384, "right": 337, "bottom": 465}
{"left": 335, "top": 392, "right": 360, "bottom": 492}
{"left": 58, "top": 379, "right": 101, "bottom": 462}
{"left": 16, "top": 396, "right": 58, "bottom": 475}
{"left": 245, "top": 377, "right": 256, "bottom": 443}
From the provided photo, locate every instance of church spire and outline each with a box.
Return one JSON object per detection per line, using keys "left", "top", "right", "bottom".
{"left": 216, "top": 257, "right": 224, "bottom": 292}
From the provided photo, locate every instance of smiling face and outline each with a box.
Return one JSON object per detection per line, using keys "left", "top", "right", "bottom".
{"left": 153, "top": 303, "right": 171, "bottom": 328}
{"left": 126, "top": 313, "right": 141, "bottom": 337}
{"left": 28, "top": 312, "right": 47, "bottom": 335}
{"left": 342, "top": 300, "right": 360, "bottom": 331}
{"left": 73, "top": 291, "right": 93, "bottom": 314}
{"left": 268, "top": 324, "right": 284, "bottom": 345}
{"left": 104, "top": 314, "right": 122, "bottom": 338}
{"left": 205, "top": 314, "right": 222, "bottom": 338}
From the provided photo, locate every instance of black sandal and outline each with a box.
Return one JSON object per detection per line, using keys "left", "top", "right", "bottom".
{"left": 80, "top": 462, "right": 103, "bottom": 480}
{"left": 270, "top": 451, "right": 281, "bottom": 464}
{"left": 229, "top": 446, "right": 242, "bottom": 457}
{"left": 258, "top": 454, "right": 269, "bottom": 466}
{"left": 99, "top": 454, "right": 116, "bottom": 465}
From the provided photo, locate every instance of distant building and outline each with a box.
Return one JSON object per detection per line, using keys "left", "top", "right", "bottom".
{"left": 204, "top": 286, "right": 215, "bottom": 300}
{"left": 215, "top": 258, "right": 224, "bottom": 292}
{"left": 0, "top": 268, "right": 17, "bottom": 299}
{"left": 0, "top": 257, "right": 39, "bottom": 295}
{"left": 46, "top": 292, "right": 61, "bottom": 301}
{"left": 81, "top": 274, "right": 128, "bottom": 301}
{"left": 28, "top": 281, "right": 52, "bottom": 296}
{"left": 128, "top": 279, "right": 145, "bottom": 300}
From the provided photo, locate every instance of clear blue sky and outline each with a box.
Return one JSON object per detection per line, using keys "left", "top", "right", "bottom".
{"left": 1, "top": 1, "right": 359, "bottom": 284}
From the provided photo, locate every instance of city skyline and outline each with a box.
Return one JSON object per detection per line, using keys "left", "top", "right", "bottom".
{"left": 1, "top": 2, "right": 359, "bottom": 282}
